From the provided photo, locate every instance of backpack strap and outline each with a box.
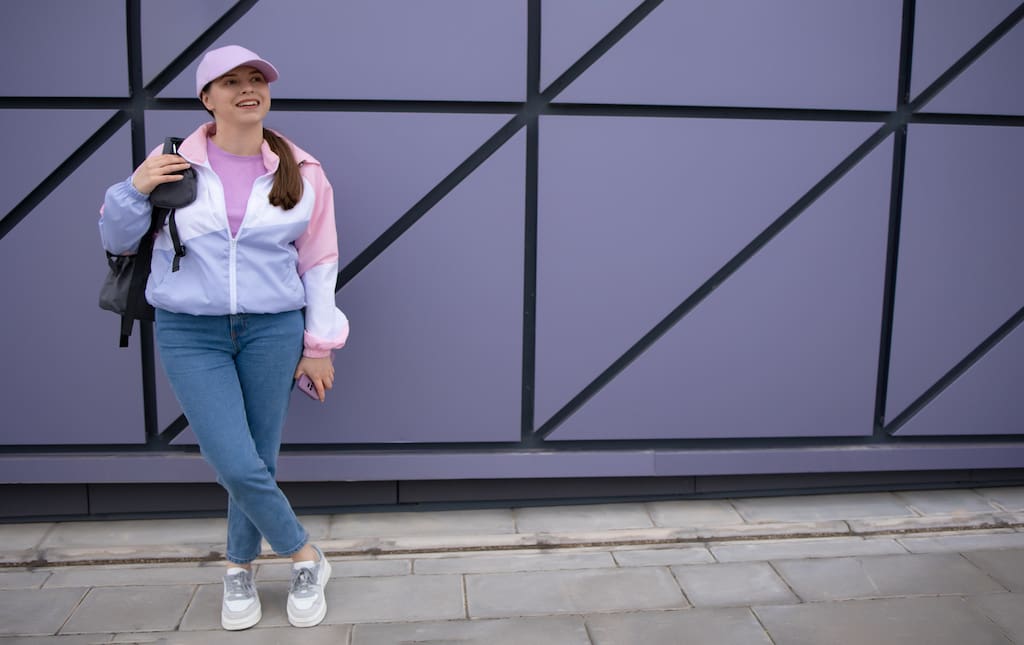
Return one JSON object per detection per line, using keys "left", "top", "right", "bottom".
{"left": 116, "top": 204, "right": 168, "bottom": 347}
{"left": 168, "top": 209, "right": 186, "bottom": 272}
{"left": 160, "top": 138, "right": 187, "bottom": 272}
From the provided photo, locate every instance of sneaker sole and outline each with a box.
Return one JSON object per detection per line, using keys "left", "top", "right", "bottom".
{"left": 222, "top": 605, "right": 261, "bottom": 631}
{"left": 287, "top": 557, "right": 332, "bottom": 628}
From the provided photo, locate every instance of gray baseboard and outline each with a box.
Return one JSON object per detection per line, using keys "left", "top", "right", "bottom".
{"left": 2, "top": 469, "right": 1022, "bottom": 522}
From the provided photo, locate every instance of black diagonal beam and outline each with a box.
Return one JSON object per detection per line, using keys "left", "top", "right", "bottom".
{"left": 0, "top": 112, "right": 129, "bottom": 242}
{"left": 540, "top": 0, "right": 664, "bottom": 101}
{"left": 886, "top": 306, "right": 1024, "bottom": 434}
{"left": 145, "top": 0, "right": 261, "bottom": 97}
{"left": 910, "top": 3, "right": 1024, "bottom": 111}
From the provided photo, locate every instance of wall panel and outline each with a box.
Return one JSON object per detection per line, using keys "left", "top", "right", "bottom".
{"left": 548, "top": 137, "right": 892, "bottom": 439}
{"left": 0, "top": 126, "right": 143, "bottom": 445}
{"left": 0, "top": 0, "right": 127, "bottom": 97}
{"left": 555, "top": 0, "right": 901, "bottom": 109}
{"left": 886, "top": 124, "right": 1024, "bottom": 423}
{"left": 534, "top": 116, "right": 878, "bottom": 428}
{"left": 156, "top": 0, "right": 527, "bottom": 100}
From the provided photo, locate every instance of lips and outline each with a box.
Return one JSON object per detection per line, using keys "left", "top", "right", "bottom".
{"left": 236, "top": 100, "right": 260, "bottom": 108}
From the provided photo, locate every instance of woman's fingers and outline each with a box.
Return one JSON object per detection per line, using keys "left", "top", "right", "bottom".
{"left": 132, "top": 155, "right": 191, "bottom": 194}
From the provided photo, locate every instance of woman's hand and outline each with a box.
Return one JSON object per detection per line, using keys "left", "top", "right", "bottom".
{"left": 131, "top": 154, "right": 191, "bottom": 195}
{"left": 294, "top": 356, "right": 334, "bottom": 403}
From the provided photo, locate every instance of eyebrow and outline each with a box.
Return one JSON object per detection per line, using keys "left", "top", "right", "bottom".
{"left": 220, "top": 70, "right": 264, "bottom": 79}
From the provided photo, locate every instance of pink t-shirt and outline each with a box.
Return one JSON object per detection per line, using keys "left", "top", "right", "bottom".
{"left": 206, "top": 138, "right": 266, "bottom": 238}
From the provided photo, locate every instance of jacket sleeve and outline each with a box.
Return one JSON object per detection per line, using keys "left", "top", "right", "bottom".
{"left": 295, "top": 168, "right": 349, "bottom": 358}
{"left": 99, "top": 178, "right": 153, "bottom": 255}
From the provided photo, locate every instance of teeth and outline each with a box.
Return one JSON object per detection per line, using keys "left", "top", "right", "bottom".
{"left": 237, "top": 101, "right": 258, "bottom": 107}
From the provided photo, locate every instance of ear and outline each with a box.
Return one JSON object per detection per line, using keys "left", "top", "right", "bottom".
{"left": 200, "top": 91, "right": 214, "bottom": 113}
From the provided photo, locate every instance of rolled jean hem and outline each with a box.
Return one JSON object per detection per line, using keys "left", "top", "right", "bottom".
{"left": 224, "top": 529, "right": 308, "bottom": 564}
{"left": 225, "top": 552, "right": 259, "bottom": 566}
{"left": 274, "top": 531, "right": 310, "bottom": 558}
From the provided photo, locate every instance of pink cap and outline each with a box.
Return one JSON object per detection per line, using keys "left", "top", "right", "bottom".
{"left": 195, "top": 45, "right": 279, "bottom": 97}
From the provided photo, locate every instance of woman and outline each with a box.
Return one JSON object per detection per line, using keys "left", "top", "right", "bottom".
{"left": 100, "top": 45, "right": 349, "bottom": 630}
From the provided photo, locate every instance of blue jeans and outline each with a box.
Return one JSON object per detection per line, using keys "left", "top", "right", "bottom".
{"left": 155, "top": 309, "right": 308, "bottom": 564}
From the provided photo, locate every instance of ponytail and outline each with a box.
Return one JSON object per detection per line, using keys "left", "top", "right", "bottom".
{"left": 262, "top": 128, "right": 303, "bottom": 210}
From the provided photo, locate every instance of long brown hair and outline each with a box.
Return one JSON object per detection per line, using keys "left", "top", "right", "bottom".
{"left": 262, "top": 128, "right": 303, "bottom": 211}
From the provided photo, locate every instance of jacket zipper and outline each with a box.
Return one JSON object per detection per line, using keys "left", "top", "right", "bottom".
{"left": 229, "top": 237, "right": 238, "bottom": 314}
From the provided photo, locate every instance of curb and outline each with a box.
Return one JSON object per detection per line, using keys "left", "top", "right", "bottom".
{"left": 4, "top": 513, "right": 1021, "bottom": 569}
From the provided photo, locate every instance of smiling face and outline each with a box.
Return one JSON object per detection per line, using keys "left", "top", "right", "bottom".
{"left": 200, "top": 65, "right": 271, "bottom": 125}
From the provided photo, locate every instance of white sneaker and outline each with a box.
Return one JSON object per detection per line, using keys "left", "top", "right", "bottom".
{"left": 221, "top": 567, "right": 261, "bottom": 630}
{"left": 287, "top": 545, "right": 332, "bottom": 627}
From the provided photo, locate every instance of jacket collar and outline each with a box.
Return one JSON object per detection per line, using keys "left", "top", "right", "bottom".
{"left": 177, "top": 122, "right": 321, "bottom": 173}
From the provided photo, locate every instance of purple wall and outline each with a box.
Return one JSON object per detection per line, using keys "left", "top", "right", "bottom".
{"left": 0, "top": 1, "right": 1021, "bottom": 483}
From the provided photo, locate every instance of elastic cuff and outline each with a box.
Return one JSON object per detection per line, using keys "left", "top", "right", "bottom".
{"left": 302, "top": 347, "right": 333, "bottom": 359}
{"left": 124, "top": 176, "right": 148, "bottom": 200}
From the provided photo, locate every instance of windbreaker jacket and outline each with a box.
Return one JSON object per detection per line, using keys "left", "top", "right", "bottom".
{"left": 100, "top": 123, "right": 349, "bottom": 358}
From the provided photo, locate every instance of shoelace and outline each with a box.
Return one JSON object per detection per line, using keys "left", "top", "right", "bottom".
{"left": 289, "top": 566, "right": 317, "bottom": 598}
{"left": 224, "top": 572, "right": 254, "bottom": 601}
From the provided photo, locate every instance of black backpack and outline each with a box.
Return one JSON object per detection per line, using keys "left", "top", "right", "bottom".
{"left": 99, "top": 137, "right": 195, "bottom": 347}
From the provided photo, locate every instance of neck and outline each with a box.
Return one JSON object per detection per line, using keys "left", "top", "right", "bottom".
{"left": 210, "top": 121, "right": 264, "bottom": 156}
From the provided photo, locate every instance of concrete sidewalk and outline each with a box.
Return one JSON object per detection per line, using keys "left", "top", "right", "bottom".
{"left": 2, "top": 486, "right": 1024, "bottom": 643}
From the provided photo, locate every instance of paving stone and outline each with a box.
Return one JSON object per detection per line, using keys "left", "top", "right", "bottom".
{"left": 0, "top": 569, "right": 50, "bottom": 589}
{"left": 710, "top": 536, "right": 906, "bottom": 563}
{"left": 0, "top": 523, "right": 53, "bottom": 552}
{"left": 179, "top": 582, "right": 288, "bottom": 630}
{"left": 978, "top": 487, "right": 1024, "bottom": 511}
{"left": 0, "top": 636, "right": 114, "bottom": 644}
{"left": 40, "top": 545, "right": 221, "bottom": 565}
{"left": 467, "top": 567, "right": 686, "bottom": 618}
{"left": 41, "top": 519, "right": 226, "bottom": 549}
{"left": 847, "top": 513, "right": 1008, "bottom": 534}
{"left": 330, "top": 508, "right": 515, "bottom": 538}
{"left": 773, "top": 553, "right": 1006, "bottom": 602}
{"left": 611, "top": 545, "right": 715, "bottom": 567}
{"left": 755, "top": 596, "right": 1011, "bottom": 645}
{"left": 413, "top": 550, "right": 614, "bottom": 574}
{"left": 0, "top": 587, "right": 88, "bottom": 636}
{"left": 44, "top": 563, "right": 224, "bottom": 588}
{"left": 586, "top": 608, "right": 773, "bottom": 645}
{"left": 964, "top": 549, "right": 1024, "bottom": 592}
{"left": 731, "top": 493, "right": 915, "bottom": 523}
{"left": 514, "top": 503, "right": 655, "bottom": 533}
{"left": 112, "top": 625, "right": 351, "bottom": 643}
{"left": 898, "top": 531, "right": 1024, "bottom": 554}
{"left": 323, "top": 574, "right": 464, "bottom": 624}
{"left": 968, "top": 593, "right": 1024, "bottom": 643}
{"left": 670, "top": 562, "right": 798, "bottom": 608}
{"left": 895, "top": 489, "right": 1001, "bottom": 515}
{"left": 352, "top": 615, "right": 590, "bottom": 645}
{"left": 688, "top": 520, "right": 850, "bottom": 539}
{"left": 61, "top": 586, "right": 196, "bottom": 634}
{"left": 295, "top": 515, "right": 331, "bottom": 540}
{"left": 645, "top": 500, "right": 745, "bottom": 527}
{"left": 256, "top": 558, "right": 410, "bottom": 580}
